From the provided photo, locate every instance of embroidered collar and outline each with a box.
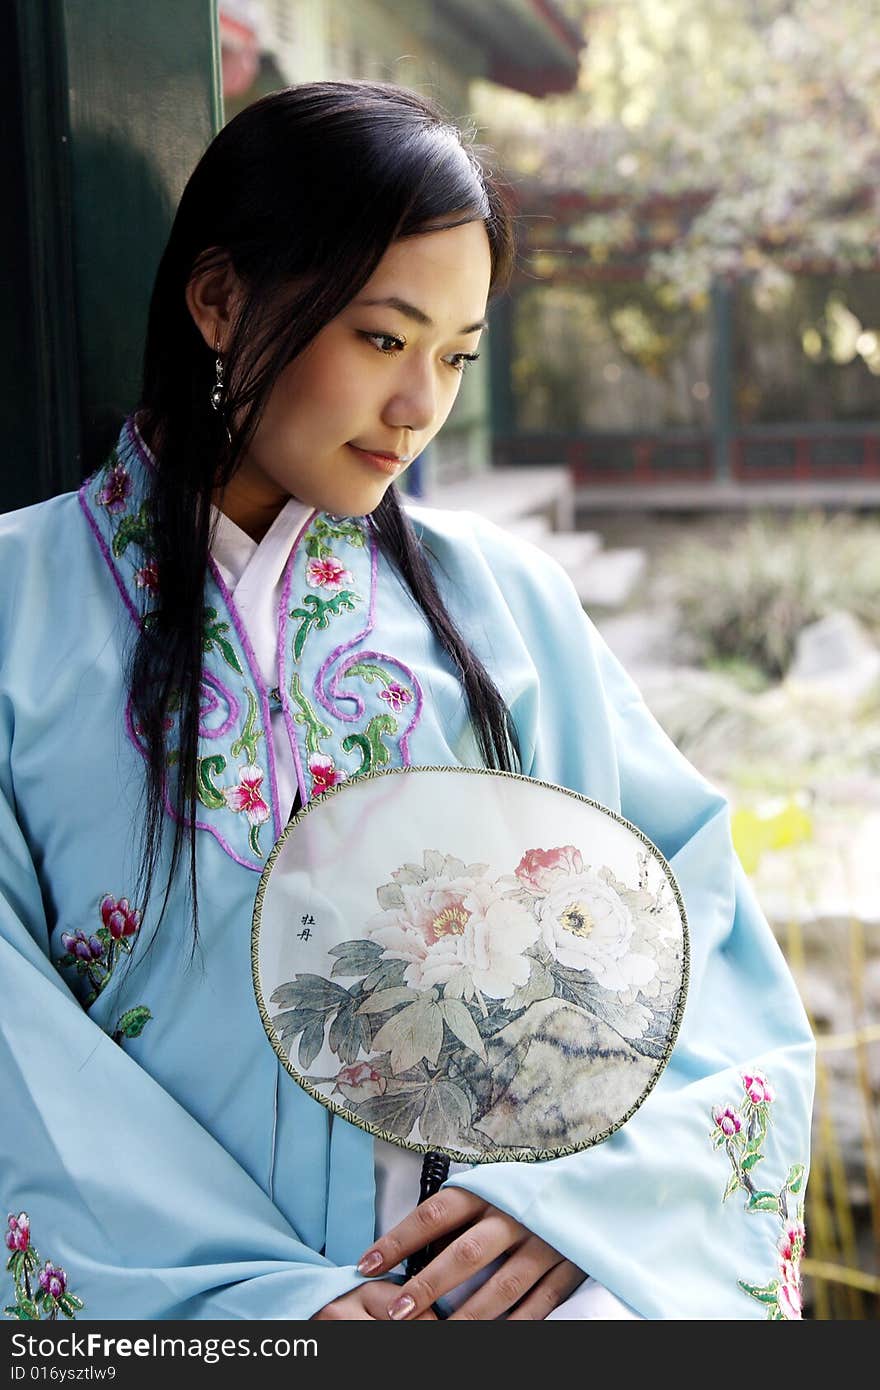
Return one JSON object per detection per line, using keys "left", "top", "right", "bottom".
{"left": 79, "top": 418, "right": 424, "bottom": 872}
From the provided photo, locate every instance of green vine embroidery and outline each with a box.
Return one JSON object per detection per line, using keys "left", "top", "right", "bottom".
{"left": 345, "top": 661, "right": 394, "bottom": 687}
{"left": 5, "top": 1215, "right": 84, "bottom": 1322}
{"left": 197, "top": 754, "right": 227, "bottom": 811}
{"left": 88, "top": 434, "right": 273, "bottom": 868}
{"left": 710, "top": 1071, "right": 806, "bottom": 1319}
{"left": 230, "top": 687, "right": 262, "bottom": 764}
{"left": 345, "top": 663, "right": 413, "bottom": 713}
{"left": 196, "top": 752, "right": 269, "bottom": 854}
{"left": 290, "top": 591, "right": 360, "bottom": 661}
{"left": 341, "top": 714, "right": 398, "bottom": 775}
{"left": 203, "top": 606, "right": 245, "bottom": 677}
{"left": 111, "top": 502, "right": 153, "bottom": 559}
{"left": 304, "top": 518, "right": 366, "bottom": 558}
{"left": 112, "top": 1005, "right": 153, "bottom": 1046}
{"left": 289, "top": 673, "right": 333, "bottom": 754}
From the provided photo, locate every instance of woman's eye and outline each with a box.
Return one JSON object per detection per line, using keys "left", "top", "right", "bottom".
{"left": 362, "top": 332, "right": 405, "bottom": 354}
{"left": 447, "top": 352, "right": 481, "bottom": 374}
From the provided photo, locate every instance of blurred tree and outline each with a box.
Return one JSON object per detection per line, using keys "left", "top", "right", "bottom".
{"left": 477, "top": 0, "right": 880, "bottom": 307}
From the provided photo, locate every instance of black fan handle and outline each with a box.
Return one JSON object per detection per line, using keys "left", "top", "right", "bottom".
{"left": 404, "top": 1150, "right": 451, "bottom": 1279}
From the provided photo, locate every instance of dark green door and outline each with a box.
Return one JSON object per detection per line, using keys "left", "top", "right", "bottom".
{"left": 1, "top": 0, "right": 221, "bottom": 512}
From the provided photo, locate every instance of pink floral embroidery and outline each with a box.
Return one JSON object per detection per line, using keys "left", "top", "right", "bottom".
{"left": 709, "top": 1071, "right": 807, "bottom": 1318}
{"left": 96, "top": 462, "right": 132, "bottom": 514}
{"left": 60, "top": 929, "right": 105, "bottom": 963}
{"left": 306, "top": 556, "right": 354, "bottom": 591}
{"left": 58, "top": 893, "right": 147, "bottom": 1012}
{"left": 779, "top": 1218, "right": 806, "bottom": 1263}
{"left": 100, "top": 895, "right": 141, "bottom": 940}
{"left": 5, "top": 1212, "right": 84, "bottom": 1319}
{"left": 777, "top": 1222, "right": 806, "bottom": 1318}
{"left": 712, "top": 1105, "right": 743, "bottom": 1137}
{"left": 38, "top": 1263, "right": 67, "bottom": 1300}
{"left": 777, "top": 1275, "right": 802, "bottom": 1319}
{"left": 378, "top": 681, "right": 413, "bottom": 712}
{"left": 5, "top": 1214, "right": 29, "bottom": 1254}
{"left": 222, "top": 765, "right": 271, "bottom": 825}
{"left": 309, "top": 753, "right": 348, "bottom": 796}
{"left": 742, "top": 1071, "right": 775, "bottom": 1105}
{"left": 134, "top": 558, "right": 159, "bottom": 592}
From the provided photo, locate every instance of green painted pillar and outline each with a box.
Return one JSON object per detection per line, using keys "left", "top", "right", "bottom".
{"left": 488, "top": 290, "right": 516, "bottom": 446}
{"left": 710, "top": 277, "right": 734, "bottom": 484}
{"left": 1, "top": 1, "right": 221, "bottom": 512}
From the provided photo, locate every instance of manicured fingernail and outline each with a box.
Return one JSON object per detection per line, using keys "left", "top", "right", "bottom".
{"left": 388, "top": 1294, "right": 415, "bottom": 1320}
{"left": 357, "top": 1250, "right": 383, "bottom": 1274}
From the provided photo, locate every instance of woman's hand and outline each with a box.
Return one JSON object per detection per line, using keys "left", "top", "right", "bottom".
{"left": 356, "top": 1189, "right": 586, "bottom": 1320}
{"left": 312, "top": 1279, "right": 439, "bottom": 1320}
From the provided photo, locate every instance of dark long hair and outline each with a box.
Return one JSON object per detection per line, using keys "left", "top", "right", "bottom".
{"left": 132, "top": 80, "right": 521, "bottom": 943}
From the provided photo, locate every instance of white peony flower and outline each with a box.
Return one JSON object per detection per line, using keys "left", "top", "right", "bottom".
{"left": 539, "top": 869, "right": 657, "bottom": 996}
{"left": 366, "top": 875, "right": 539, "bottom": 1000}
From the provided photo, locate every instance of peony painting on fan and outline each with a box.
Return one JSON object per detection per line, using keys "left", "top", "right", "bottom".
{"left": 253, "top": 768, "right": 688, "bottom": 1164}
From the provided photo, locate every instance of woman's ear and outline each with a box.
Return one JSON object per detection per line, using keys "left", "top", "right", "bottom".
{"left": 185, "top": 251, "right": 243, "bottom": 353}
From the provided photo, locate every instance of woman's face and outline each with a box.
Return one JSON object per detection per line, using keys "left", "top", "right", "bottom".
{"left": 220, "top": 218, "right": 492, "bottom": 533}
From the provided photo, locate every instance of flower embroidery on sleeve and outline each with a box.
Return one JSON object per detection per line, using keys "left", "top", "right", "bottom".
{"left": 710, "top": 1071, "right": 807, "bottom": 1319}
{"left": 4, "top": 1214, "right": 84, "bottom": 1321}
{"left": 56, "top": 895, "right": 154, "bottom": 1045}
{"left": 58, "top": 895, "right": 142, "bottom": 1006}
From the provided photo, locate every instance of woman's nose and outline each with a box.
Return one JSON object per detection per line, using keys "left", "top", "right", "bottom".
{"left": 383, "top": 359, "right": 439, "bottom": 435}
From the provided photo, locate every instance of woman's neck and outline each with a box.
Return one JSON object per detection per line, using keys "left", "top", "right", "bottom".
{"left": 211, "top": 474, "right": 290, "bottom": 543}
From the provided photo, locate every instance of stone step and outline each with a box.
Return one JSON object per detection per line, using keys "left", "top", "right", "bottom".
{"left": 574, "top": 548, "right": 647, "bottom": 609}
{"left": 534, "top": 530, "right": 603, "bottom": 571}
{"left": 423, "top": 465, "right": 574, "bottom": 531}
{"left": 506, "top": 514, "right": 553, "bottom": 544}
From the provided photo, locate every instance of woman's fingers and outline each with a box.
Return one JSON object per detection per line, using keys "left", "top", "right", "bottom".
{"left": 445, "top": 1234, "right": 568, "bottom": 1321}
{"left": 384, "top": 1207, "right": 523, "bottom": 1319}
{"left": 355, "top": 1192, "right": 586, "bottom": 1321}
{"left": 360, "top": 1280, "right": 440, "bottom": 1320}
{"left": 312, "top": 1279, "right": 397, "bottom": 1320}
{"left": 504, "top": 1259, "right": 587, "bottom": 1321}
{"left": 313, "top": 1279, "right": 440, "bottom": 1320}
{"left": 356, "top": 1189, "right": 487, "bottom": 1276}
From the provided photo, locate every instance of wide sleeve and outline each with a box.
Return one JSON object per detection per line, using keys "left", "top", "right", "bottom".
{"left": 0, "top": 711, "right": 368, "bottom": 1321}
{"left": 440, "top": 518, "right": 816, "bottom": 1321}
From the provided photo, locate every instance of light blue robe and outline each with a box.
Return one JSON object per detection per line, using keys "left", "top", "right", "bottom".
{"left": 0, "top": 419, "right": 814, "bottom": 1320}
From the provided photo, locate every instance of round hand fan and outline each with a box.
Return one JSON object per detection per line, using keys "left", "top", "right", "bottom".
{"left": 253, "top": 766, "right": 688, "bottom": 1165}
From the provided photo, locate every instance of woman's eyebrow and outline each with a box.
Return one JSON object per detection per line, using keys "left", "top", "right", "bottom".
{"left": 355, "top": 295, "right": 488, "bottom": 334}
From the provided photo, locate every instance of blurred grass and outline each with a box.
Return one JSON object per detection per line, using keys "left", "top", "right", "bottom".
{"left": 662, "top": 512, "right": 880, "bottom": 679}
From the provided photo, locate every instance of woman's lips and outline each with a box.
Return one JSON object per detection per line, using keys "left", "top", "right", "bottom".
{"left": 347, "top": 444, "right": 406, "bottom": 476}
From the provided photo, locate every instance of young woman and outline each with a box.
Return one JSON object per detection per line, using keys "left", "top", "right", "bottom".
{"left": 0, "top": 81, "right": 814, "bottom": 1321}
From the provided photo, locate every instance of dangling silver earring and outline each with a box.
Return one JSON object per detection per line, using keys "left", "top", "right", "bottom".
{"left": 210, "top": 337, "right": 226, "bottom": 413}
{"left": 210, "top": 336, "right": 233, "bottom": 445}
